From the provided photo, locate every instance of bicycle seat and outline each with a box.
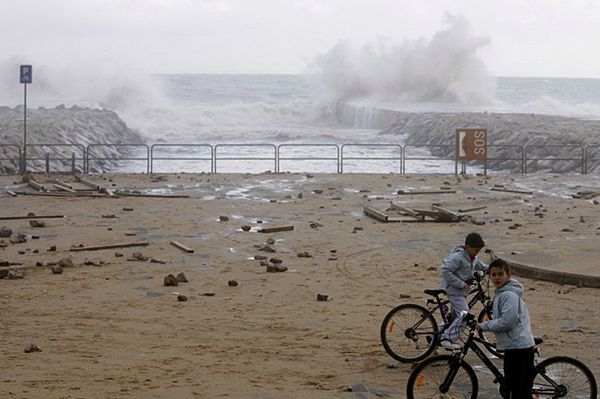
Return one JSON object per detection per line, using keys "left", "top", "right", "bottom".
{"left": 424, "top": 289, "right": 446, "bottom": 297}
{"left": 534, "top": 336, "right": 544, "bottom": 345}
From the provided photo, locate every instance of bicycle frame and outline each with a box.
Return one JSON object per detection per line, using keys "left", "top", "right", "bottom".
{"left": 441, "top": 329, "right": 567, "bottom": 397}
{"left": 426, "top": 278, "right": 491, "bottom": 327}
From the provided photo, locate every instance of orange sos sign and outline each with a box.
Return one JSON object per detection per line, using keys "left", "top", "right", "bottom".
{"left": 456, "top": 128, "right": 487, "bottom": 161}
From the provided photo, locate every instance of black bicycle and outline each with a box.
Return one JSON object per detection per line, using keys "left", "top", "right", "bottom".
{"left": 406, "top": 314, "right": 597, "bottom": 398}
{"left": 380, "top": 271, "right": 500, "bottom": 363}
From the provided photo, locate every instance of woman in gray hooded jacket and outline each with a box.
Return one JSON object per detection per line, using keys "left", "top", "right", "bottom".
{"left": 476, "top": 258, "right": 535, "bottom": 399}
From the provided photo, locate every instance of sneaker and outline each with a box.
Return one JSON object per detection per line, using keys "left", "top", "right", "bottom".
{"left": 440, "top": 338, "right": 460, "bottom": 350}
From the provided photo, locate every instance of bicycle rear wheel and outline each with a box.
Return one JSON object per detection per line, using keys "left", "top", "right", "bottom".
{"left": 533, "top": 356, "right": 597, "bottom": 398}
{"left": 380, "top": 303, "right": 438, "bottom": 362}
{"left": 406, "top": 354, "right": 478, "bottom": 399}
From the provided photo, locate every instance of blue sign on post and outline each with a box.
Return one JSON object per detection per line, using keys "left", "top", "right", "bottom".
{"left": 20, "top": 65, "right": 32, "bottom": 84}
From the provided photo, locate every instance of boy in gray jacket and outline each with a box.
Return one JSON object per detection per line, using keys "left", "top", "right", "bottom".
{"left": 476, "top": 258, "right": 535, "bottom": 399}
{"left": 439, "top": 232, "right": 488, "bottom": 347}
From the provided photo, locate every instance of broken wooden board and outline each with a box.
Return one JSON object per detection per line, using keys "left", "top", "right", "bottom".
{"left": 52, "top": 183, "right": 77, "bottom": 193}
{"left": 5, "top": 190, "right": 17, "bottom": 197}
{"left": 490, "top": 187, "right": 533, "bottom": 195}
{"left": 458, "top": 205, "right": 487, "bottom": 213}
{"left": 364, "top": 206, "right": 390, "bottom": 222}
{"left": 28, "top": 179, "right": 47, "bottom": 192}
{"left": 257, "top": 225, "right": 294, "bottom": 233}
{"left": 364, "top": 206, "right": 439, "bottom": 223}
{"left": 0, "top": 215, "right": 64, "bottom": 220}
{"left": 431, "top": 205, "right": 461, "bottom": 222}
{"left": 75, "top": 175, "right": 104, "bottom": 191}
{"left": 70, "top": 241, "right": 149, "bottom": 252}
{"left": 170, "top": 241, "right": 194, "bottom": 253}
{"left": 397, "top": 189, "right": 457, "bottom": 195}
{"left": 387, "top": 204, "right": 425, "bottom": 221}
{"left": 114, "top": 191, "right": 190, "bottom": 199}
{"left": 10, "top": 191, "right": 111, "bottom": 198}
{"left": 572, "top": 191, "right": 600, "bottom": 199}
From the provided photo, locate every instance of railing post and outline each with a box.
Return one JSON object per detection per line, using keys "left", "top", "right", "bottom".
{"left": 45, "top": 152, "right": 50, "bottom": 174}
{"left": 71, "top": 153, "right": 76, "bottom": 173}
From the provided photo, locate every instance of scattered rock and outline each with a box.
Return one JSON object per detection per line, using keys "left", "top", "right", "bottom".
{"left": 399, "top": 293, "right": 411, "bottom": 299}
{"left": 297, "top": 192, "right": 304, "bottom": 199}
{"left": 7, "top": 270, "right": 24, "bottom": 279}
{"left": 24, "top": 343, "right": 42, "bottom": 353}
{"left": 241, "top": 225, "right": 251, "bottom": 232}
{"left": 164, "top": 274, "right": 179, "bottom": 286}
{"left": 297, "top": 251, "right": 312, "bottom": 258}
{"left": 313, "top": 189, "right": 323, "bottom": 194}
{"left": 317, "top": 293, "right": 329, "bottom": 301}
{"left": 266, "top": 264, "right": 287, "bottom": 272}
{"left": 10, "top": 233, "right": 27, "bottom": 244}
{"left": 130, "top": 252, "right": 149, "bottom": 261}
{"left": 0, "top": 226, "right": 12, "bottom": 237}
{"left": 269, "top": 257, "right": 283, "bottom": 264}
{"left": 203, "top": 292, "right": 216, "bottom": 297}
{"left": 228, "top": 280, "right": 238, "bottom": 287}
{"left": 254, "top": 255, "right": 267, "bottom": 260}
{"left": 579, "top": 216, "right": 585, "bottom": 223}
{"left": 219, "top": 216, "right": 229, "bottom": 222}
{"left": 561, "top": 228, "right": 574, "bottom": 232}
{"left": 0, "top": 260, "right": 9, "bottom": 267}
{"left": 102, "top": 214, "right": 116, "bottom": 219}
{"left": 265, "top": 237, "right": 275, "bottom": 245}
{"left": 177, "top": 294, "right": 188, "bottom": 302}
{"left": 309, "top": 221, "right": 323, "bottom": 229}
{"left": 51, "top": 266, "right": 64, "bottom": 274}
{"left": 0, "top": 269, "right": 9, "bottom": 279}
{"left": 122, "top": 207, "right": 134, "bottom": 211}
{"left": 114, "top": 252, "right": 123, "bottom": 257}
{"left": 29, "top": 220, "right": 46, "bottom": 228}
{"left": 257, "top": 245, "right": 276, "bottom": 253}
{"left": 176, "top": 272, "right": 188, "bottom": 283}
{"left": 58, "top": 258, "right": 74, "bottom": 268}
{"left": 150, "top": 258, "right": 166, "bottom": 264}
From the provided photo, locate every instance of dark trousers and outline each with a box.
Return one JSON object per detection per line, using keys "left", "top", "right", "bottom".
{"left": 503, "top": 347, "right": 535, "bottom": 399}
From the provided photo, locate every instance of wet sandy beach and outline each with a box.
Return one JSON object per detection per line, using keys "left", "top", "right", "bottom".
{"left": 1, "top": 172, "right": 599, "bottom": 398}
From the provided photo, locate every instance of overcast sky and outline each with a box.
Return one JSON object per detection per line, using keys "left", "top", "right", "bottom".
{"left": 1, "top": 0, "right": 600, "bottom": 78}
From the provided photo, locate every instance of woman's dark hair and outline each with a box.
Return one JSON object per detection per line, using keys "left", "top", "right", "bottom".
{"left": 489, "top": 258, "right": 510, "bottom": 273}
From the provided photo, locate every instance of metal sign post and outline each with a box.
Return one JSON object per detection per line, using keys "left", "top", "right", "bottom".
{"left": 455, "top": 128, "right": 487, "bottom": 175}
{"left": 20, "top": 65, "right": 32, "bottom": 174}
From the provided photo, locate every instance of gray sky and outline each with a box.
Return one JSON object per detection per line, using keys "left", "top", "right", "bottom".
{"left": 1, "top": 0, "right": 600, "bottom": 77}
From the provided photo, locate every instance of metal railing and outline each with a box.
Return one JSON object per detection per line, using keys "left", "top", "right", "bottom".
{"left": 403, "top": 144, "right": 455, "bottom": 174}
{"left": 26, "top": 144, "right": 85, "bottom": 173}
{"left": 278, "top": 144, "right": 340, "bottom": 173}
{"left": 524, "top": 145, "right": 585, "bottom": 174}
{"left": 340, "top": 144, "right": 402, "bottom": 174}
{"left": 584, "top": 145, "right": 600, "bottom": 174}
{"left": 86, "top": 144, "right": 150, "bottom": 174}
{"left": 150, "top": 144, "right": 213, "bottom": 173}
{"left": 2, "top": 142, "right": 600, "bottom": 175}
{"left": 0, "top": 144, "right": 21, "bottom": 173}
{"left": 214, "top": 144, "right": 276, "bottom": 173}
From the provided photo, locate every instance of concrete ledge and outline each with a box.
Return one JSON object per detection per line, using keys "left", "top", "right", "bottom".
{"left": 507, "top": 259, "right": 600, "bottom": 288}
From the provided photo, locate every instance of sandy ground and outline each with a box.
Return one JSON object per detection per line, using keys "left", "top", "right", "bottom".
{"left": 0, "top": 172, "right": 599, "bottom": 398}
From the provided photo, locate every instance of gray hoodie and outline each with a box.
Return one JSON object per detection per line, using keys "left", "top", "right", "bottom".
{"left": 480, "top": 278, "right": 535, "bottom": 350}
{"left": 440, "top": 246, "right": 488, "bottom": 296}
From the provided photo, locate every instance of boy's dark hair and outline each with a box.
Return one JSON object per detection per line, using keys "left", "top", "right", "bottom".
{"left": 465, "top": 232, "right": 485, "bottom": 248}
{"left": 489, "top": 258, "right": 510, "bottom": 273}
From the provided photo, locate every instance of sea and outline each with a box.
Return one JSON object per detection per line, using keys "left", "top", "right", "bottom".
{"left": 3, "top": 72, "right": 600, "bottom": 173}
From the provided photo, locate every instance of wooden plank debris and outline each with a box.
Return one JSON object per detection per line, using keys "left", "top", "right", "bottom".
{"left": 431, "top": 205, "right": 461, "bottom": 222}
{"left": 0, "top": 214, "right": 64, "bottom": 220}
{"left": 572, "top": 191, "right": 600, "bottom": 199}
{"left": 6, "top": 190, "right": 17, "bottom": 197}
{"left": 75, "top": 175, "right": 103, "bottom": 191}
{"left": 364, "top": 207, "right": 389, "bottom": 222}
{"left": 490, "top": 187, "right": 533, "bottom": 195}
{"left": 170, "top": 241, "right": 194, "bottom": 253}
{"left": 28, "top": 179, "right": 47, "bottom": 192}
{"left": 114, "top": 191, "right": 190, "bottom": 199}
{"left": 388, "top": 204, "right": 425, "bottom": 221}
{"left": 52, "top": 183, "right": 77, "bottom": 193}
{"left": 70, "top": 241, "right": 149, "bottom": 252}
{"left": 397, "top": 189, "right": 457, "bottom": 195}
{"left": 458, "top": 205, "right": 487, "bottom": 213}
{"left": 257, "top": 225, "right": 294, "bottom": 233}
{"left": 50, "top": 179, "right": 73, "bottom": 189}
{"left": 10, "top": 191, "right": 110, "bottom": 198}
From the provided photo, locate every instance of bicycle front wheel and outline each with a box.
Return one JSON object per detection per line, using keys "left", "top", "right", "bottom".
{"left": 406, "top": 355, "right": 478, "bottom": 399}
{"left": 380, "top": 303, "right": 438, "bottom": 362}
{"left": 533, "top": 356, "right": 597, "bottom": 398}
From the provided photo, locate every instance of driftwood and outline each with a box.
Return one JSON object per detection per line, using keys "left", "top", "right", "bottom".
{"left": 257, "top": 225, "right": 294, "bottom": 233}
{"left": 572, "top": 191, "right": 600, "bottom": 199}
{"left": 28, "top": 179, "right": 47, "bottom": 192}
{"left": 0, "top": 215, "right": 64, "bottom": 220}
{"left": 170, "top": 241, "right": 194, "bottom": 253}
{"left": 114, "top": 191, "right": 190, "bottom": 199}
{"left": 70, "top": 241, "right": 149, "bottom": 252}
{"left": 5, "top": 190, "right": 17, "bottom": 197}
{"left": 490, "top": 187, "right": 533, "bottom": 195}
{"left": 458, "top": 205, "right": 488, "bottom": 213}
{"left": 52, "top": 183, "right": 77, "bottom": 193}
{"left": 397, "top": 189, "right": 457, "bottom": 195}
{"left": 75, "top": 175, "right": 103, "bottom": 191}
{"left": 10, "top": 191, "right": 110, "bottom": 198}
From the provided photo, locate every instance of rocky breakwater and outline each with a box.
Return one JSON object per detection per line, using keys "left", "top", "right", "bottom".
{"left": 378, "top": 112, "right": 600, "bottom": 173}
{"left": 0, "top": 105, "right": 143, "bottom": 174}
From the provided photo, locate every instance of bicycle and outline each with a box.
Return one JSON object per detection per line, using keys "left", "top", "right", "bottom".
{"left": 406, "top": 313, "right": 597, "bottom": 398}
{"left": 380, "top": 271, "right": 500, "bottom": 363}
